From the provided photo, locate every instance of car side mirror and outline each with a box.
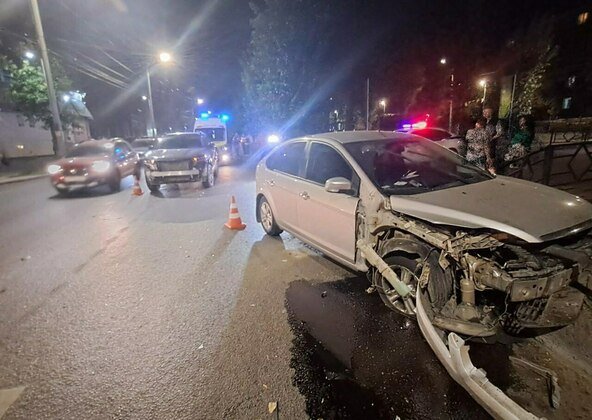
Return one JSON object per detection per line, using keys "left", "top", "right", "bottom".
{"left": 325, "top": 177, "right": 352, "bottom": 193}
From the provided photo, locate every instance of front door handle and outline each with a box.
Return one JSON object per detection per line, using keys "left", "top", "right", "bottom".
{"left": 266, "top": 179, "right": 275, "bottom": 187}
{"left": 300, "top": 191, "right": 310, "bottom": 200}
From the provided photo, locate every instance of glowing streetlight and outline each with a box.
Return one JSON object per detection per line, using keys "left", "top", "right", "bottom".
{"left": 479, "top": 79, "right": 488, "bottom": 103}
{"left": 141, "top": 95, "right": 148, "bottom": 101}
{"left": 62, "top": 94, "right": 70, "bottom": 102}
{"left": 159, "top": 51, "right": 172, "bottom": 63}
{"left": 24, "top": 51, "right": 35, "bottom": 60}
{"left": 379, "top": 98, "right": 387, "bottom": 113}
{"left": 439, "top": 57, "right": 447, "bottom": 65}
{"left": 197, "top": 98, "right": 204, "bottom": 105}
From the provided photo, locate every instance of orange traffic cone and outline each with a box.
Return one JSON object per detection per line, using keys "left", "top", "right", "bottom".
{"left": 131, "top": 177, "right": 144, "bottom": 196}
{"left": 224, "top": 196, "right": 246, "bottom": 230}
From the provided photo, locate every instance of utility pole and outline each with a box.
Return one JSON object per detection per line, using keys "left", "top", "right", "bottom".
{"left": 29, "top": 0, "right": 65, "bottom": 156}
{"left": 365, "top": 78, "right": 370, "bottom": 130}
{"left": 146, "top": 68, "right": 157, "bottom": 138}
{"left": 448, "top": 73, "right": 454, "bottom": 133}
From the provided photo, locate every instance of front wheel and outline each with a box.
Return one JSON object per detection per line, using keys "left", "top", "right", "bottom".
{"left": 374, "top": 253, "right": 452, "bottom": 319}
{"left": 202, "top": 164, "right": 215, "bottom": 188}
{"left": 259, "top": 196, "right": 282, "bottom": 236}
{"left": 108, "top": 172, "right": 121, "bottom": 192}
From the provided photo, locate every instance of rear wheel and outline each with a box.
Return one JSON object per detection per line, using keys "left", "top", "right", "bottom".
{"left": 108, "top": 172, "right": 121, "bottom": 192}
{"left": 259, "top": 196, "right": 282, "bottom": 236}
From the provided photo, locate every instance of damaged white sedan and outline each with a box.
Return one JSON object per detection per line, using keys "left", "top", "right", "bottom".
{"left": 256, "top": 131, "right": 592, "bottom": 417}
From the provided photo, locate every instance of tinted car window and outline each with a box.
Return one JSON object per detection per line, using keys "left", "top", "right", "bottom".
{"left": 266, "top": 142, "right": 306, "bottom": 176}
{"left": 344, "top": 137, "right": 492, "bottom": 195}
{"left": 306, "top": 143, "right": 353, "bottom": 185}
{"left": 159, "top": 134, "right": 207, "bottom": 149}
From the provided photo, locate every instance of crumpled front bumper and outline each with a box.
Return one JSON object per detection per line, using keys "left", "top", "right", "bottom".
{"left": 416, "top": 292, "right": 541, "bottom": 420}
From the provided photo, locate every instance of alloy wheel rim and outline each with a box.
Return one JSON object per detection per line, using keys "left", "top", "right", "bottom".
{"left": 261, "top": 202, "right": 273, "bottom": 231}
{"left": 383, "top": 265, "right": 418, "bottom": 316}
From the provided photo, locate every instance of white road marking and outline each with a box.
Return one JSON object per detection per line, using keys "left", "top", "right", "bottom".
{"left": 0, "top": 386, "right": 25, "bottom": 418}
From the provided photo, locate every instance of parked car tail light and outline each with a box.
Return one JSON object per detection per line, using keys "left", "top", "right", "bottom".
{"left": 91, "top": 161, "right": 111, "bottom": 172}
{"left": 47, "top": 164, "right": 62, "bottom": 175}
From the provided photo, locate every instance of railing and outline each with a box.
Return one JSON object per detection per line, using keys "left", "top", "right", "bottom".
{"left": 503, "top": 129, "right": 592, "bottom": 188}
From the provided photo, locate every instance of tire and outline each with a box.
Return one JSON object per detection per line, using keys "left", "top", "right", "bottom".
{"left": 108, "top": 171, "right": 121, "bottom": 192}
{"left": 202, "top": 164, "right": 215, "bottom": 188}
{"left": 374, "top": 252, "right": 452, "bottom": 318}
{"left": 55, "top": 187, "right": 69, "bottom": 196}
{"left": 147, "top": 181, "right": 160, "bottom": 193}
{"left": 258, "top": 196, "right": 282, "bottom": 236}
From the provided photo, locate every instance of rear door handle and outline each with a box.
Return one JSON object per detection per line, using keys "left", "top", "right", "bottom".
{"left": 300, "top": 191, "right": 310, "bottom": 200}
{"left": 266, "top": 179, "right": 275, "bottom": 186}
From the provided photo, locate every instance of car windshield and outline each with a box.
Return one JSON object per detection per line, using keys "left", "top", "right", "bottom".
{"left": 196, "top": 128, "right": 225, "bottom": 143}
{"left": 158, "top": 134, "right": 207, "bottom": 149}
{"left": 344, "top": 137, "right": 492, "bottom": 195}
{"left": 65, "top": 146, "right": 110, "bottom": 157}
{"left": 132, "top": 139, "right": 155, "bottom": 148}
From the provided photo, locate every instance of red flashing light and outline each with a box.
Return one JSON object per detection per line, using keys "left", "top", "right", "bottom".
{"left": 412, "top": 121, "right": 427, "bottom": 129}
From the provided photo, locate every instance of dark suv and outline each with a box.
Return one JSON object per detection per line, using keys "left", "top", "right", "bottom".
{"left": 143, "top": 132, "right": 219, "bottom": 192}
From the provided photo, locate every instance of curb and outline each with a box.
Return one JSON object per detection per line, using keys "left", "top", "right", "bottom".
{"left": 0, "top": 173, "right": 48, "bottom": 186}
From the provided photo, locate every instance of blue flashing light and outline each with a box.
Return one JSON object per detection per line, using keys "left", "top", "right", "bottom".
{"left": 200, "top": 112, "right": 210, "bottom": 119}
{"left": 220, "top": 114, "right": 230, "bottom": 122}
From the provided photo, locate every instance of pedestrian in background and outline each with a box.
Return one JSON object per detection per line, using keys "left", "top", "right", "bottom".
{"left": 465, "top": 117, "right": 494, "bottom": 172}
{"left": 492, "top": 119, "right": 510, "bottom": 173}
{"left": 483, "top": 106, "right": 498, "bottom": 139}
{"left": 505, "top": 116, "right": 533, "bottom": 165}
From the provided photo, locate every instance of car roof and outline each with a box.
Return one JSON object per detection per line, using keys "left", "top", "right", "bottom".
{"left": 76, "top": 139, "right": 120, "bottom": 148}
{"left": 306, "top": 130, "right": 412, "bottom": 144}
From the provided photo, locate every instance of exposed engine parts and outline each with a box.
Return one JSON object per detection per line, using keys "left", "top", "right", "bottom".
{"left": 365, "top": 211, "right": 592, "bottom": 339}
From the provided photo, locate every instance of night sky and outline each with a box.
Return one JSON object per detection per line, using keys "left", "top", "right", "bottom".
{"left": 1, "top": 0, "right": 589, "bottom": 134}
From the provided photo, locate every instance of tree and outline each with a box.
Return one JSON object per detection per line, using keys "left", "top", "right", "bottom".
{"left": 2, "top": 56, "right": 72, "bottom": 152}
{"left": 510, "top": 17, "right": 558, "bottom": 119}
{"left": 242, "top": 0, "right": 354, "bottom": 137}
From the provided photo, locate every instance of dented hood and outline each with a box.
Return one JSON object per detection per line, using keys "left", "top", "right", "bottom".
{"left": 390, "top": 176, "right": 592, "bottom": 243}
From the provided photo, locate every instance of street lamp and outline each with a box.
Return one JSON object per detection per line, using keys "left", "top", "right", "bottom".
{"left": 24, "top": 51, "right": 35, "bottom": 60}
{"left": 479, "top": 79, "right": 488, "bottom": 103}
{"left": 146, "top": 51, "right": 173, "bottom": 137}
{"left": 439, "top": 58, "right": 455, "bottom": 132}
{"left": 159, "top": 51, "right": 172, "bottom": 63}
{"left": 141, "top": 95, "right": 148, "bottom": 101}
{"left": 196, "top": 98, "right": 204, "bottom": 105}
{"left": 62, "top": 94, "right": 70, "bottom": 103}
{"left": 379, "top": 98, "right": 387, "bottom": 113}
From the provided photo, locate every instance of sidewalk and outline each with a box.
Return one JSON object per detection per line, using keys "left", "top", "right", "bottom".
{"left": 0, "top": 172, "right": 47, "bottom": 185}
{"left": 0, "top": 155, "right": 53, "bottom": 185}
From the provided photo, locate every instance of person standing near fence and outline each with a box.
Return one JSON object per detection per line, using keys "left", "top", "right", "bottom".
{"left": 465, "top": 117, "right": 494, "bottom": 173}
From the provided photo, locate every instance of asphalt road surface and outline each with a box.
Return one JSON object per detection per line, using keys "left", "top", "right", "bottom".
{"left": 0, "top": 165, "right": 490, "bottom": 419}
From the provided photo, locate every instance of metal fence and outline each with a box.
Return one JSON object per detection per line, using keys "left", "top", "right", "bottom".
{"left": 504, "top": 128, "right": 592, "bottom": 188}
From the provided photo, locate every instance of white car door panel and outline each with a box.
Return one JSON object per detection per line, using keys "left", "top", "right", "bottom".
{"left": 297, "top": 184, "right": 358, "bottom": 262}
{"left": 297, "top": 142, "right": 359, "bottom": 263}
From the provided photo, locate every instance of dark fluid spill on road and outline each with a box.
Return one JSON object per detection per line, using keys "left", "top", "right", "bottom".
{"left": 285, "top": 277, "right": 506, "bottom": 420}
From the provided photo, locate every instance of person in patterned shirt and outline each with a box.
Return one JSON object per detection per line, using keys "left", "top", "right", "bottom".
{"left": 465, "top": 117, "right": 494, "bottom": 172}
